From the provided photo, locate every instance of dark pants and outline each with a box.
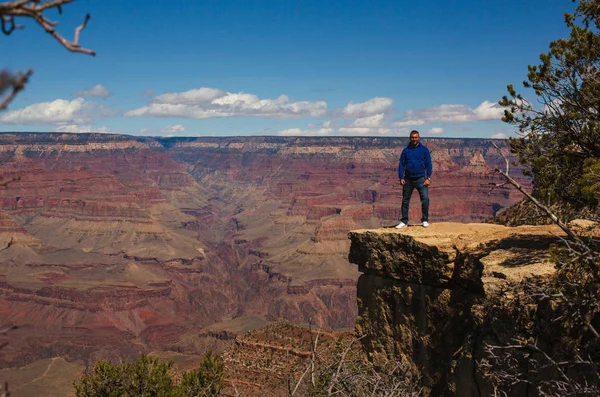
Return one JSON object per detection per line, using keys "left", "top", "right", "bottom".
{"left": 401, "top": 176, "right": 429, "bottom": 224}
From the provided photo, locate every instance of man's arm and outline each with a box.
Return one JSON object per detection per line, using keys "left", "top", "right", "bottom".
{"left": 398, "top": 150, "right": 406, "bottom": 181}
{"left": 425, "top": 148, "right": 432, "bottom": 179}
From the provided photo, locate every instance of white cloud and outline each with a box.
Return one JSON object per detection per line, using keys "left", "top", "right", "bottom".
{"left": 52, "top": 125, "right": 112, "bottom": 133}
{"left": 332, "top": 112, "right": 393, "bottom": 136}
{"left": 491, "top": 132, "right": 507, "bottom": 139}
{"left": 395, "top": 100, "right": 505, "bottom": 126}
{"left": 428, "top": 127, "right": 444, "bottom": 135}
{"left": 153, "top": 88, "right": 226, "bottom": 105}
{"left": 393, "top": 119, "right": 425, "bottom": 127}
{"left": 276, "top": 113, "right": 393, "bottom": 136}
{"left": 73, "top": 84, "right": 111, "bottom": 98}
{"left": 141, "top": 89, "right": 155, "bottom": 97}
{"left": 472, "top": 101, "right": 505, "bottom": 120}
{"left": 0, "top": 98, "right": 115, "bottom": 125}
{"left": 340, "top": 97, "right": 394, "bottom": 118}
{"left": 125, "top": 87, "right": 327, "bottom": 119}
{"left": 278, "top": 127, "right": 333, "bottom": 136}
{"left": 278, "top": 125, "right": 393, "bottom": 136}
{"left": 338, "top": 127, "right": 392, "bottom": 136}
{"left": 159, "top": 124, "right": 185, "bottom": 134}
{"left": 350, "top": 113, "right": 385, "bottom": 128}
{"left": 138, "top": 128, "right": 150, "bottom": 135}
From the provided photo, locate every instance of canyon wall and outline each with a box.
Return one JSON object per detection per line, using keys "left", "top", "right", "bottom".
{"left": 0, "top": 133, "right": 528, "bottom": 368}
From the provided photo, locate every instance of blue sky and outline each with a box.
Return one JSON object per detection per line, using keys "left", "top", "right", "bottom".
{"left": 0, "top": 0, "right": 574, "bottom": 138}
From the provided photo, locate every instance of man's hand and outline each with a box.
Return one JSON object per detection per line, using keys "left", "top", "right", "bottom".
{"left": 400, "top": 179, "right": 405, "bottom": 185}
{"left": 424, "top": 178, "right": 431, "bottom": 187}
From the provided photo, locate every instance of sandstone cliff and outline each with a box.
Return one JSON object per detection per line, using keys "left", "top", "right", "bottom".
{"left": 349, "top": 223, "right": 599, "bottom": 396}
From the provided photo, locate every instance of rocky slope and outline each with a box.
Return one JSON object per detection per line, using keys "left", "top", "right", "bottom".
{"left": 0, "top": 133, "right": 528, "bottom": 371}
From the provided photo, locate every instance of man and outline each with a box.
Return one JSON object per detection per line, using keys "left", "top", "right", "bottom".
{"left": 396, "top": 130, "right": 432, "bottom": 228}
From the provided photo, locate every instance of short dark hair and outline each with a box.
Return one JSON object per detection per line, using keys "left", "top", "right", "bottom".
{"left": 410, "top": 130, "right": 420, "bottom": 136}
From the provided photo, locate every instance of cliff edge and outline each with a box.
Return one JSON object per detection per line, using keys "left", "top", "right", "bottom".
{"left": 348, "top": 223, "right": 598, "bottom": 396}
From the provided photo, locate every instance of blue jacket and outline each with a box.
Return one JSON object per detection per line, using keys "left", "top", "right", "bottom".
{"left": 398, "top": 143, "right": 432, "bottom": 180}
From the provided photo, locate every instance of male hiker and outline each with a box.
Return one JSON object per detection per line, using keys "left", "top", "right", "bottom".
{"left": 396, "top": 130, "right": 432, "bottom": 228}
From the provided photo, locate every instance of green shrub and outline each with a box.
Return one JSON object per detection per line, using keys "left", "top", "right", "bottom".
{"left": 74, "top": 352, "right": 224, "bottom": 397}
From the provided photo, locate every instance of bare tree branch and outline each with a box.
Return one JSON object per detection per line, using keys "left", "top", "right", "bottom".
{"left": 0, "top": 69, "right": 31, "bottom": 111}
{"left": 493, "top": 142, "right": 510, "bottom": 175}
{"left": 290, "top": 330, "right": 421, "bottom": 396}
{"left": 1, "top": 13, "right": 23, "bottom": 34}
{"left": 1, "top": 1, "right": 95, "bottom": 55}
{"left": 484, "top": 142, "right": 511, "bottom": 195}
{"left": 292, "top": 363, "right": 311, "bottom": 396}
{"left": 482, "top": 339, "right": 600, "bottom": 396}
{"left": 489, "top": 145, "right": 600, "bottom": 281}
{"left": 488, "top": 342, "right": 576, "bottom": 393}
{"left": 0, "top": 1, "right": 95, "bottom": 110}
{"left": 229, "top": 380, "right": 240, "bottom": 397}
{"left": 327, "top": 336, "right": 365, "bottom": 396}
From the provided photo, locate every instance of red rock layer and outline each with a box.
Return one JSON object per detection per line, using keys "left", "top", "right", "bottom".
{"left": 0, "top": 133, "right": 528, "bottom": 368}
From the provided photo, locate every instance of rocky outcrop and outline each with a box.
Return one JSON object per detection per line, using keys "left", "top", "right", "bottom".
{"left": 348, "top": 223, "right": 599, "bottom": 396}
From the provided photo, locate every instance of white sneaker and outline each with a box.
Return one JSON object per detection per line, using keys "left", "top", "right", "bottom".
{"left": 422, "top": 221, "right": 429, "bottom": 228}
{"left": 395, "top": 222, "right": 407, "bottom": 229}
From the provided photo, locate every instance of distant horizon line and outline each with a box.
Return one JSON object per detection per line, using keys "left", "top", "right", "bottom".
{"left": 0, "top": 131, "right": 509, "bottom": 141}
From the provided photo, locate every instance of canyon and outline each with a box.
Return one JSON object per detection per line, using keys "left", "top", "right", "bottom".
{"left": 0, "top": 133, "right": 529, "bottom": 375}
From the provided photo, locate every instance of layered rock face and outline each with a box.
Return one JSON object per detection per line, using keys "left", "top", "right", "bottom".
{"left": 348, "top": 224, "right": 598, "bottom": 396}
{"left": 0, "top": 133, "right": 527, "bottom": 369}
{"left": 0, "top": 134, "right": 243, "bottom": 367}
